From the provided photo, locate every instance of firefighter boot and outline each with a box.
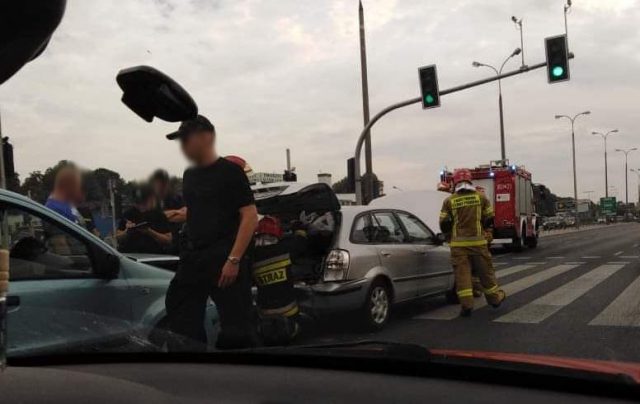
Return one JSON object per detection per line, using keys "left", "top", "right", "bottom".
{"left": 471, "top": 251, "right": 506, "bottom": 308}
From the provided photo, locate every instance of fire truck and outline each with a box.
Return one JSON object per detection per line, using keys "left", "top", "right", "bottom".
{"left": 438, "top": 160, "right": 539, "bottom": 251}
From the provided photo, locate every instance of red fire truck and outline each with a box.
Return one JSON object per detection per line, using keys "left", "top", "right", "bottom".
{"left": 438, "top": 160, "right": 539, "bottom": 251}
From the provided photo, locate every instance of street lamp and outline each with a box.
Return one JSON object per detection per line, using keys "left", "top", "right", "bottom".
{"left": 555, "top": 110, "right": 591, "bottom": 229}
{"left": 630, "top": 168, "right": 640, "bottom": 208}
{"left": 592, "top": 129, "right": 619, "bottom": 197}
{"left": 615, "top": 147, "right": 637, "bottom": 215}
{"left": 472, "top": 47, "right": 521, "bottom": 162}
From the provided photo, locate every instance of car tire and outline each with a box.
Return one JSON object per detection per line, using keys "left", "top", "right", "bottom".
{"left": 511, "top": 235, "right": 523, "bottom": 252}
{"left": 362, "top": 279, "right": 391, "bottom": 330}
{"left": 445, "top": 286, "right": 459, "bottom": 304}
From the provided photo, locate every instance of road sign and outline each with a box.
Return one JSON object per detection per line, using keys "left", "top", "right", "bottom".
{"left": 600, "top": 197, "right": 617, "bottom": 215}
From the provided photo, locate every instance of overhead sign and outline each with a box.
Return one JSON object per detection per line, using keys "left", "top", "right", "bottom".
{"left": 600, "top": 197, "right": 617, "bottom": 215}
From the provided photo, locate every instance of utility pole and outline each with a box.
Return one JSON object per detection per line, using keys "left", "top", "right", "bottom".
{"left": 564, "top": 0, "right": 572, "bottom": 52}
{"left": 359, "top": 0, "right": 374, "bottom": 204}
{"left": 0, "top": 109, "right": 5, "bottom": 190}
{"left": 511, "top": 16, "right": 526, "bottom": 68}
{"left": 616, "top": 148, "right": 637, "bottom": 217}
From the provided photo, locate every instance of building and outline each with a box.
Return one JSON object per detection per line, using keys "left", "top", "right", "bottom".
{"left": 248, "top": 172, "right": 284, "bottom": 185}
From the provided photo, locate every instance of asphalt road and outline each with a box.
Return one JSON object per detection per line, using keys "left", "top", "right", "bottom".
{"left": 301, "top": 223, "right": 640, "bottom": 362}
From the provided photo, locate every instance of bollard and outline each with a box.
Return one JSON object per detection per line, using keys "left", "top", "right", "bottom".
{"left": 0, "top": 249, "right": 9, "bottom": 370}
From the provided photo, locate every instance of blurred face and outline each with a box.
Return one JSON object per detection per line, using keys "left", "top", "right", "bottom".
{"left": 151, "top": 179, "right": 168, "bottom": 197}
{"left": 180, "top": 130, "right": 215, "bottom": 165}
{"left": 68, "top": 173, "right": 83, "bottom": 204}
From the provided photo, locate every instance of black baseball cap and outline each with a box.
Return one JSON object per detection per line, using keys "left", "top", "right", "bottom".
{"left": 166, "top": 115, "right": 215, "bottom": 140}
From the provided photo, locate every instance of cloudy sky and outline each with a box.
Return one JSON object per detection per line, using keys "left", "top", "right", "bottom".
{"left": 1, "top": 0, "right": 639, "bottom": 201}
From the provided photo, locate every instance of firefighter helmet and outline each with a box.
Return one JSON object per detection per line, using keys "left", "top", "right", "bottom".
{"left": 453, "top": 168, "right": 473, "bottom": 185}
{"left": 256, "top": 216, "right": 283, "bottom": 239}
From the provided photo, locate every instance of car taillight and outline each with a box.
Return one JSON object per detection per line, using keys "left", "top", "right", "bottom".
{"left": 323, "top": 249, "right": 350, "bottom": 281}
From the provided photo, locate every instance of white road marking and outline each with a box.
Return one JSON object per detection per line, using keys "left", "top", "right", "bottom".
{"left": 495, "top": 263, "right": 626, "bottom": 324}
{"left": 513, "top": 257, "right": 532, "bottom": 260}
{"left": 415, "top": 264, "right": 578, "bottom": 320}
{"left": 564, "top": 262, "right": 586, "bottom": 265}
{"left": 590, "top": 274, "right": 640, "bottom": 327}
{"left": 633, "top": 243, "right": 639, "bottom": 248}
{"left": 525, "top": 262, "right": 547, "bottom": 265}
{"left": 614, "top": 251, "right": 623, "bottom": 256}
{"left": 548, "top": 257, "right": 565, "bottom": 259}
{"left": 495, "top": 264, "right": 538, "bottom": 278}
{"left": 581, "top": 256, "right": 600, "bottom": 259}
{"left": 607, "top": 262, "right": 630, "bottom": 265}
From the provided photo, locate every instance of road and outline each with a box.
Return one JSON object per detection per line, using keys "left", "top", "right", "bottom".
{"left": 301, "top": 223, "right": 640, "bottom": 362}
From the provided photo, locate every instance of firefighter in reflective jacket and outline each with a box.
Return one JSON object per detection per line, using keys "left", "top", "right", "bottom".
{"left": 439, "top": 169, "right": 506, "bottom": 316}
{"left": 253, "top": 216, "right": 299, "bottom": 345}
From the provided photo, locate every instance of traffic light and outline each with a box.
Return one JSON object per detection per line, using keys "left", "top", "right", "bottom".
{"left": 545, "top": 34, "right": 570, "bottom": 83}
{"left": 283, "top": 169, "right": 297, "bottom": 182}
{"left": 418, "top": 64, "right": 440, "bottom": 109}
{"left": 2, "top": 137, "right": 14, "bottom": 181}
{"left": 346, "top": 157, "right": 355, "bottom": 193}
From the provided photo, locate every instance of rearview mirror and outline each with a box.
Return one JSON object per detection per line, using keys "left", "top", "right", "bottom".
{"left": 434, "top": 233, "right": 447, "bottom": 245}
{"left": 116, "top": 65, "right": 198, "bottom": 123}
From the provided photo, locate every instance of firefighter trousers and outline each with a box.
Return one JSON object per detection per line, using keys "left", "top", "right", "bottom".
{"left": 450, "top": 246, "right": 505, "bottom": 310}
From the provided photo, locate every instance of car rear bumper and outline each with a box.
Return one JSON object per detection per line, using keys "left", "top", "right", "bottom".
{"left": 294, "top": 278, "right": 371, "bottom": 316}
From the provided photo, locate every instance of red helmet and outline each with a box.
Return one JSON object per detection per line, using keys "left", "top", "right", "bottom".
{"left": 225, "top": 155, "right": 253, "bottom": 175}
{"left": 453, "top": 168, "right": 473, "bottom": 185}
{"left": 256, "top": 216, "right": 283, "bottom": 239}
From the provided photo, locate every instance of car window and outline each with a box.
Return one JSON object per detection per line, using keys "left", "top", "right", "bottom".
{"left": 371, "top": 212, "right": 406, "bottom": 243}
{"left": 351, "top": 213, "right": 376, "bottom": 243}
{"left": 3, "top": 206, "right": 94, "bottom": 280}
{"left": 396, "top": 212, "right": 434, "bottom": 242}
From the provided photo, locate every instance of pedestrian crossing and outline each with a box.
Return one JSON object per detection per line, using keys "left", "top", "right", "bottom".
{"left": 414, "top": 258, "right": 640, "bottom": 327}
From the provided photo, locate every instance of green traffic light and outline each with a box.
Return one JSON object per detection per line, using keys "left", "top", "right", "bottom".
{"left": 552, "top": 65, "right": 564, "bottom": 77}
{"left": 425, "top": 94, "right": 435, "bottom": 104}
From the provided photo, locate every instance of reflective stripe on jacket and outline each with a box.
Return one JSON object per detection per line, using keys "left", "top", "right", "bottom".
{"left": 439, "top": 190, "right": 494, "bottom": 248}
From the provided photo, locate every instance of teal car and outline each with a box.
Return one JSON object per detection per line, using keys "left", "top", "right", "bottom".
{"left": 1, "top": 189, "right": 218, "bottom": 356}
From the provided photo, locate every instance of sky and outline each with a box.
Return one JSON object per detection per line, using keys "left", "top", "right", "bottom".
{"left": 1, "top": 0, "right": 639, "bottom": 202}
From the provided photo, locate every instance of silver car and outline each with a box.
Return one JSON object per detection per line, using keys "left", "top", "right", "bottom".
{"left": 254, "top": 183, "right": 454, "bottom": 329}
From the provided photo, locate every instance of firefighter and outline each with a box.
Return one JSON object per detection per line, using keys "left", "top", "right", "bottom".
{"left": 439, "top": 168, "right": 506, "bottom": 317}
{"left": 253, "top": 216, "right": 300, "bottom": 345}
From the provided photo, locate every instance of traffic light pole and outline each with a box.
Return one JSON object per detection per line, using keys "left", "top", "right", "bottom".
{"left": 354, "top": 55, "right": 573, "bottom": 205}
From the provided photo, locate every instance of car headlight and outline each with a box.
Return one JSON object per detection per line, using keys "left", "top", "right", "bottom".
{"left": 323, "top": 249, "right": 350, "bottom": 281}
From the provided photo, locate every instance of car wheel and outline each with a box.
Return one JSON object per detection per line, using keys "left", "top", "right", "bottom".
{"left": 363, "top": 279, "right": 391, "bottom": 330}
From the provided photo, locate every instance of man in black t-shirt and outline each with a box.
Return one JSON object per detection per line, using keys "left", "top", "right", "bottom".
{"left": 149, "top": 169, "right": 185, "bottom": 254}
{"left": 116, "top": 185, "right": 172, "bottom": 254}
{"left": 164, "top": 115, "right": 259, "bottom": 351}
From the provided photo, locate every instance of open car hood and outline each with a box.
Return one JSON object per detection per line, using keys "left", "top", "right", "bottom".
{"left": 254, "top": 182, "right": 340, "bottom": 215}
{"left": 116, "top": 65, "right": 198, "bottom": 123}
{"left": 0, "top": 0, "right": 66, "bottom": 85}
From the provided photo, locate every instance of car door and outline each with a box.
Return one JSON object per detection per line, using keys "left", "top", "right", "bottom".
{"left": 370, "top": 211, "right": 418, "bottom": 302}
{"left": 3, "top": 203, "right": 134, "bottom": 356}
{"left": 395, "top": 211, "right": 452, "bottom": 296}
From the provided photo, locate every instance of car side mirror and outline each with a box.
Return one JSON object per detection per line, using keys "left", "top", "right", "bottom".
{"left": 95, "top": 252, "right": 120, "bottom": 279}
{"left": 434, "top": 233, "right": 447, "bottom": 245}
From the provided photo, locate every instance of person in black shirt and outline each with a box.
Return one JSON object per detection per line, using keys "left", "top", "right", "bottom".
{"left": 149, "top": 168, "right": 185, "bottom": 254}
{"left": 116, "top": 185, "right": 172, "bottom": 254}
{"left": 165, "top": 115, "right": 259, "bottom": 351}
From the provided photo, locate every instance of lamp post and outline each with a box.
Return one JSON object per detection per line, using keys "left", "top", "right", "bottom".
{"left": 511, "top": 16, "right": 526, "bottom": 68}
{"left": 472, "top": 47, "right": 521, "bottom": 162}
{"left": 630, "top": 168, "right": 640, "bottom": 209}
{"left": 615, "top": 147, "right": 637, "bottom": 215}
{"left": 555, "top": 110, "right": 591, "bottom": 228}
{"left": 592, "top": 129, "right": 618, "bottom": 198}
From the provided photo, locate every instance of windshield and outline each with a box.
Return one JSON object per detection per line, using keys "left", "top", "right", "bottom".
{"left": 1, "top": 0, "right": 640, "bottom": 388}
